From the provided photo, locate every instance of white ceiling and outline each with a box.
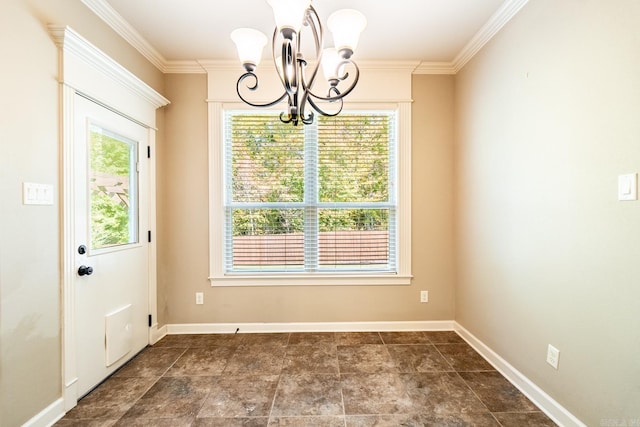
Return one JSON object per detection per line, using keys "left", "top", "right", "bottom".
{"left": 87, "top": 0, "right": 528, "bottom": 73}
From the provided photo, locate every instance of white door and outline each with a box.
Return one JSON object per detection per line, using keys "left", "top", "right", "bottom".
{"left": 74, "top": 94, "right": 150, "bottom": 397}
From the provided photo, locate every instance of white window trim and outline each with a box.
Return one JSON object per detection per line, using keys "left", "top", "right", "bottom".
{"left": 209, "top": 101, "right": 412, "bottom": 286}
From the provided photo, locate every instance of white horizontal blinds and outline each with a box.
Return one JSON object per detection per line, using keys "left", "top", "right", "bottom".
{"left": 225, "top": 112, "right": 305, "bottom": 271}
{"left": 317, "top": 113, "right": 396, "bottom": 271}
{"left": 224, "top": 110, "right": 397, "bottom": 274}
{"left": 304, "top": 123, "right": 319, "bottom": 272}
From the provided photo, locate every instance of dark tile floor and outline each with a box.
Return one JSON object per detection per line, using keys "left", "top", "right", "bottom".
{"left": 55, "top": 331, "right": 557, "bottom": 426}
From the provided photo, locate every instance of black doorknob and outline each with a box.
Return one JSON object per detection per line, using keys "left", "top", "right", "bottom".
{"left": 78, "top": 265, "right": 93, "bottom": 276}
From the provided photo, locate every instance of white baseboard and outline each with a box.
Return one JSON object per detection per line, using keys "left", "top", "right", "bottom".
{"left": 165, "top": 320, "right": 455, "bottom": 335}
{"left": 149, "top": 323, "right": 167, "bottom": 344}
{"left": 454, "top": 322, "right": 586, "bottom": 427}
{"left": 22, "top": 397, "right": 65, "bottom": 427}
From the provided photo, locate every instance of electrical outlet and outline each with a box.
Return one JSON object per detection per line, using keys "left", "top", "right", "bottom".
{"left": 195, "top": 292, "right": 204, "bottom": 305}
{"left": 546, "top": 344, "right": 560, "bottom": 369}
{"left": 420, "top": 290, "right": 428, "bottom": 303}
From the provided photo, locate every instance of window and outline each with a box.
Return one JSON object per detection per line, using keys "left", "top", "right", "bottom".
{"left": 210, "top": 105, "right": 412, "bottom": 286}
{"left": 225, "top": 111, "right": 396, "bottom": 274}
{"left": 89, "top": 124, "right": 139, "bottom": 250}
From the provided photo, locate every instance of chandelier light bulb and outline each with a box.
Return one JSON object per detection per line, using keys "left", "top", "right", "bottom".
{"left": 321, "top": 48, "right": 342, "bottom": 83}
{"left": 266, "top": 0, "right": 312, "bottom": 35}
{"left": 327, "top": 9, "right": 367, "bottom": 58}
{"left": 231, "top": 28, "right": 268, "bottom": 71}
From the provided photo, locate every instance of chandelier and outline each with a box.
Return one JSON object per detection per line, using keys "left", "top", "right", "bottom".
{"left": 230, "top": 0, "right": 366, "bottom": 126}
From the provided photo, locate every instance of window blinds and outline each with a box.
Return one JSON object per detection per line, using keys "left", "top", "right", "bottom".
{"left": 224, "top": 111, "right": 397, "bottom": 274}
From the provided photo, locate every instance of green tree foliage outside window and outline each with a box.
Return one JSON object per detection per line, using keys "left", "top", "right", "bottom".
{"left": 89, "top": 126, "right": 137, "bottom": 249}
{"left": 230, "top": 116, "right": 304, "bottom": 236}
{"left": 230, "top": 114, "right": 390, "bottom": 235}
{"left": 317, "top": 114, "right": 389, "bottom": 232}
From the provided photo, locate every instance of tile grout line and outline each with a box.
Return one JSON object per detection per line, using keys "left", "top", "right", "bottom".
{"left": 266, "top": 334, "right": 289, "bottom": 423}
{"left": 431, "top": 333, "right": 500, "bottom": 422}
{"left": 184, "top": 342, "right": 225, "bottom": 423}
{"left": 338, "top": 336, "right": 348, "bottom": 427}
{"left": 431, "top": 340, "right": 457, "bottom": 372}
{"left": 114, "top": 345, "right": 189, "bottom": 424}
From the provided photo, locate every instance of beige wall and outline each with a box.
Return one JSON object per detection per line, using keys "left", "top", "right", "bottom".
{"left": 158, "top": 73, "right": 455, "bottom": 325}
{"left": 11, "top": 0, "right": 639, "bottom": 424}
{"left": 454, "top": 0, "right": 640, "bottom": 425}
{"left": 0, "top": 2, "right": 60, "bottom": 425}
{"left": 0, "top": 1, "right": 164, "bottom": 425}
{"left": 158, "top": 73, "right": 209, "bottom": 325}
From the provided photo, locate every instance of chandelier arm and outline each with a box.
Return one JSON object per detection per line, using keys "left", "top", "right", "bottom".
{"left": 300, "top": 5, "right": 324, "bottom": 92}
{"left": 297, "top": 6, "right": 325, "bottom": 126}
{"left": 236, "top": 73, "right": 288, "bottom": 108}
{"left": 272, "top": 28, "right": 286, "bottom": 89}
{"left": 281, "top": 37, "right": 298, "bottom": 95}
{"left": 306, "top": 90, "right": 344, "bottom": 118}
{"left": 279, "top": 111, "right": 294, "bottom": 124}
{"left": 306, "top": 60, "right": 360, "bottom": 102}
{"left": 279, "top": 93, "right": 301, "bottom": 125}
{"left": 302, "top": 112, "right": 315, "bottom": 125}
{"left": 296, "top": 87, "right": 315, "bottom": 125}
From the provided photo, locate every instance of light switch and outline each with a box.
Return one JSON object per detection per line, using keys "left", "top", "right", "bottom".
{"left": 618, "top": 174, "right": 637, "bottom": 201}
{"left": 23, "top": 182, "right": 54, "bottom": 205}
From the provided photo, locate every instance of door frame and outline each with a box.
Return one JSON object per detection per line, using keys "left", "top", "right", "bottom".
{"left": 50, "top": 26, "right": 169, "bottom": 411}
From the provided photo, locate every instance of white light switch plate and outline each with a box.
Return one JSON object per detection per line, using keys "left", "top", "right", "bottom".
{"left": 618, "top": 174, "right": 637, "bottom": 201}
{"left": 23, "top": 182, "right": 54, "bottom": 205}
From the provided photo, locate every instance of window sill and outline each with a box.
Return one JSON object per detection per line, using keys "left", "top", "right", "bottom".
{"left": 209, "top": 273, "right": 413, "bottom": 287}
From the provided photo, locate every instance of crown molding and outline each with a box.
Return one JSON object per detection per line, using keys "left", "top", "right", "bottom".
{"left": 83, "top": 0, "right": 528, "bottom": 76}
{"left": 452, "top": 0, "right": 529, "bottom": 73}
{"left": 81, "top": 0, "right": 168, "bottom": 72}
{"left": 160, "top": 59, "right": 456, "bottom": 76}
{"left": 413, "top": 62, "right": 456, "bottom": 75}
{"left": 197, "top": 59, "right": 421, "bottom": 74}
{"left": 164, "top": 60, "right": 207, "bottom": 74}
{"left": 357, "top": 60, "right": 421, "bottom": 72}
{"left": 197, "top": 60, "right": 240, "bottom": 73}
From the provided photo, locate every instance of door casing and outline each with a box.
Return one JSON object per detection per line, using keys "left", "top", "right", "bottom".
{"left": 51, "top": 26, "right": 169, "bottom": 411}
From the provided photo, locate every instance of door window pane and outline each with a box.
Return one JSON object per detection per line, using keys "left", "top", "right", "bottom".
{"left": 89, "top": 124, "right": 139, "bottom": 250}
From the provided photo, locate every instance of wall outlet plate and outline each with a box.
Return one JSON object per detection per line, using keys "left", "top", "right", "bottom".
{"left": 420, "top": 290, "right": 428, "bottom": 303}
{"left": 546, "top": 344, "right": 560, "bottom": 369}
